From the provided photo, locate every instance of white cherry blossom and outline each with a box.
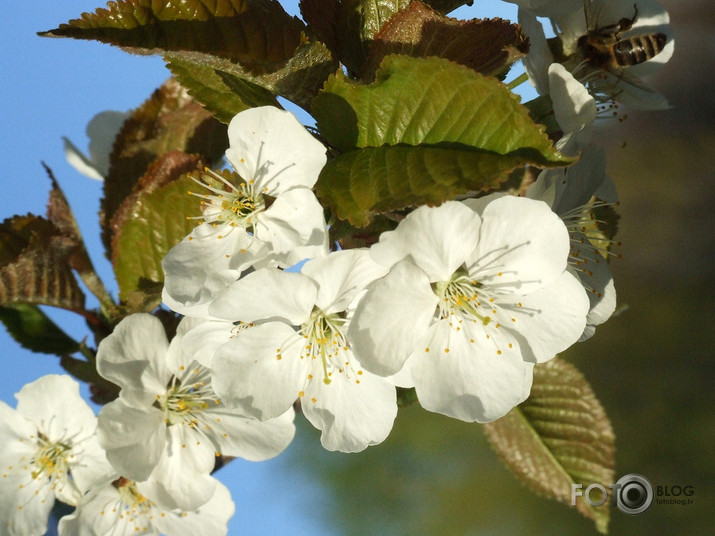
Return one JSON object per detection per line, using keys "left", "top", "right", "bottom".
{"left": 58, "top": 476, "right": 234, "bottom": 536}
{"left": 519, "top": 0, "right": 674, "bottom": 111}
{"left": 349, "top": 196, "right": 590, "bottom": 423}
{"left": 203, "top": 249, "right": 397, "bottom": 453}
{"left": 95, "top": 313, "right": 295, "bottom": 511}
{"left": 501, "top": 0, "right": 583, "bottom": 18}
{"left": 0, "top": 375, "right": 113, "bottom": 536}
{"left": 528, "top": 145, "right": 618, "bottom": 340}
{"left": 162, "top": 106, "right": 329, "bottom": 317}
{"left": 63, "top": 110, "right": 129, "bottom": 180}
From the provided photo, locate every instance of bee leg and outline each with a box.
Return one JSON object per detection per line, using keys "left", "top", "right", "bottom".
{"left": 616, "top": 4, "right": 638, "bottom": 37}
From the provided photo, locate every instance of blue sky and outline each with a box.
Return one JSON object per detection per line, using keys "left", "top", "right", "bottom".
{"left": 0, "top": 1, "right": 528, "bottom": 534}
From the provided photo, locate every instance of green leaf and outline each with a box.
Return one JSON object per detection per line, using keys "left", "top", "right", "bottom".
{"left": 0, "top": 215, "right": 85, "bottom": 311}
{"left": 39, "top": 0, "right": 305, "bottom": 74}
{"left": 163, "top": 38, "right": 337, "bottom": 113}
{"left": 363, "top": 3, "right": 529, "bottom": 79}
{"left": 317, "top": 144, "right": 535, "bottom": 226}
{"left": 483, "top": 358, "right": 615, "bottom": 535}
{"left": 166, "top": 56, "right": 280, "bottom": 124}
{"left": 111, "top": 155, "right": 204, "bottom": 308}
{"left": 313, "top": 56, "right": 571, "bottom": 225}
{"left": 314, "top": 55, "right": 568, "bottom": 161}
{"left": 102, "top": 79, "right": 227, "bottom": 253}
{"left": 0, "top": 304, "right": 80, "bottom": 356}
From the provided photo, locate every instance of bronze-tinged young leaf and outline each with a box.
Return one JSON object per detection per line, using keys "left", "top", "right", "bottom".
{"left": 301, "top": 0, "right": 469, "bottom": 73}
{"left": 111, "top": 154, "right": 204, "bottom": 309}
{"left": 164, "top": 38, "right": 337, "bottom": 113}
{"left": 0, "top": 215, "right": 85, "bottom": 311}
{"left": 483, "top": 358, "right": 615, "bottom": 535}
{"left": 165, "top": 56, "right": 280, "bottom": 124}
{"left": 44, "top": 163, "right": 83, "bottom": 244}
{"left": 336, "top": 0, "right": 412, "bottom": 74}
{"left": 102, "top": 79, "right": 227, "bottom": 252}
{"left": 0, "top": 304, "right": 80, "bottom": 356}
{"left": 317, "top": 144, "right": 533, "bottom": 226}
{"left": 422, "top": 0, "right": 473, "bottom": 14}
{"left": 362, "top": 3, "right": 529, "bottom": 79}
{"left": 40, "top": 0, "right": 305, "bottom": 74}
{"left": 300, "top": 0, "right": 340, "bottom": 52}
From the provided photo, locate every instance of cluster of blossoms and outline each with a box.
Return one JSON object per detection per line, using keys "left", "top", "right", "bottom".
{"left": 3, "top": 0, "right": 674, "bottom": 533}
{"left": 1, "top": 313, "right": 297, "bottom": 535}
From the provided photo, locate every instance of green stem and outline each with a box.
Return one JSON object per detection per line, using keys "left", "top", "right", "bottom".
{"left": 507, "top": 72, "right": 529, "bottom": 90}
{"left": 75, "top": 267, "right": 120, "bottom": 323}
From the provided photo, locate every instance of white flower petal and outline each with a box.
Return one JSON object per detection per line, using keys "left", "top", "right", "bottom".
{"left": 0, "top": 400, "right": 36, "bottom": 447}
{"left": 15, "top": 375, "right": 96, "bottom": 443}
{"left": 152, "top": 479, "right": 234, "bottom": 536}
{"left": 67, "top": 434, "right": 114, "bottom": 500}
{"left": 180, "top": 319, "right": 238, "bottom": 368}
{"left": 571, "top": 255, "right": 617, "bottom": 336}
{"left": 256, "top": 188, "right": 328, "bottom": 266}
{"left": 139, "top": 425, "right": 218, "bottom": 511}
{"left": 301, "top": 249, "right": 389, "bottom": 313}
{"left": 0, "top": 470, "right": 53, "bottom": 536}
{"left": 226, "top": 106, "right": 326, "bottom": 194}
{"left": 527, "top": 144, "right": 610, "bottom": 215}
{"left": 548, "top": 63, "right": 595, "bottom": 146}
{"left": 464, "top": 195, "right": 571, "bottom": 293}
{"left": 62, "top": 136, "right": 105, "bottom": 181}
{"left": 97, "top": 401, "right": 166, "bottom": 481}
{"left": 63, "top": 110, "right": 129, "bottom": 180}
{"left": 209, "top": 406, "right": 296, "bottom": 461}
{"left": 349, "top": 260, "right": 438, "bottom": 377}
{"left": 498, "top": 270, "right": 589, "bottom": 363}
{"left": 58, "top": 484, "right": 127, "bottom": 536}
{"left": 602, "top": 72, "right": 672, "bottom": 110}
{"left": 371, "top": 201, "right": 481, "bottom": 280}
{"left": 209, "top": 267, "right": 317, "bottom": 324}
{"left": 58, "top": 478, "right": 234, "bottom": 536}
{"left": 302, "top": 365, "right": 397, "bottom": 452}
{"left": 211, "top": 323, "right": 306, "bottom": 419}
{"left": 96, "top": 314, "right": 172, "bottom": 407}
{"left": 505, "top": 0, "right": 583, "bottom": 18}
{"left": 518, "top": 8, "right": 553, "bottom": 95}
{"left": 410, "top": 320, "right": 531, "bottom": 422}
{"left": 162, "top": 222, "right": 261, "bottom": 317}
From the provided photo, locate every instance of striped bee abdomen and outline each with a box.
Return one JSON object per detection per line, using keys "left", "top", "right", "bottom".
{"left": 612, "top": 33, "right": 667, "bottom": 67}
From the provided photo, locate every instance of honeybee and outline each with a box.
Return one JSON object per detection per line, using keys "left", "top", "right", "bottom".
{"left": 577, "top": 1, "right": 667, "bottom": 70}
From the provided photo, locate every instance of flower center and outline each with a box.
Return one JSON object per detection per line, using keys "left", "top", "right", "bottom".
{"left": 156, "top": 365, "right": 217, "bottom": 427}
{"left": 560, "top": 203, "right": 621, "bottom": 296}
{"left": 188, "top": 168, "right": 266, "bottom": 230}
{"left": 433, "top": 271, "right": 493, "bottom": 326}
{"left": 30, "top": 433, "right": 71, "bottom": 481}
{"left": 300, "top": 308, "right": 349, "bottom": 385}
{"left": 113, "top": 477, "right": 157, "bottom": 526}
